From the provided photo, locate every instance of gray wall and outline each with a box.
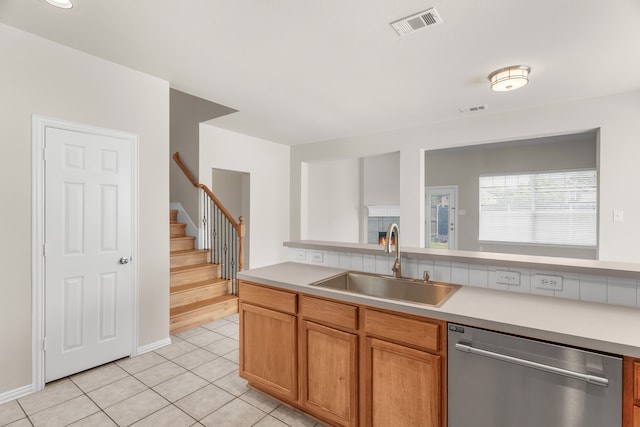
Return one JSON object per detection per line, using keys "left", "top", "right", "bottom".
{"left": 170, "top": 89, "right": 235, "bottom": 224}
{"left": 425, "top": 132, "right": 598, "bottom": 258}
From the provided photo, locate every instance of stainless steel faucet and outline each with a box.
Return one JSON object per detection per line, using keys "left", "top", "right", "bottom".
{"left": 384, "top": 223, "right": 402, "bottom": 278}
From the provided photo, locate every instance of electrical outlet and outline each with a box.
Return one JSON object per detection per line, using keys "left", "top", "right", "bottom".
{"left": 310, "top": 251, "right": 324, "bottom": 264}
{"left": 496, "top": 270, "right": 520, "bottom": 285}
{"left": 534, "top": 274, "right": 563, "bottom": 291}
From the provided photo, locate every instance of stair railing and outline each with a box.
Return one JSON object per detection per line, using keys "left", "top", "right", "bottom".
{"left": 173, "top": 152, "right": 245, "bottom": 294}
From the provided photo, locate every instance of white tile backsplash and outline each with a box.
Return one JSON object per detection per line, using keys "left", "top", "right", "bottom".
{"left": 403, "top": 258, "right": 419, "bottom": 280}
{"left": 579, "top": 275, "right": 608, "bottom": 304}
{"left": 607, "top": 278, "right": 638, "bottom": 307}
{"left": 451, "top": 263, "right": 469, "bottom": 286}
{"left": 555, "top": 277, "right": 580, "bottom": 300}
{"left": 468, "top": 265, "right": 488, "bottom": 288}
{"left": 363, "top": 254, "right": 376, "bottom": 273}
{"left": 339, "top": 252, "right": 351, "bottom": 269}
{"left": 327, "top": 251, "right": 340, "bottom": 268}
{"left": 433, "top": 261, "right": 452, "bottom": 282}
{"left": 530, "top": 285, "right": 555, "bottom": 297}
{"left": 350, "top": 253, "right": 363, "bottom": 271}
{"left": 288, "top": 247, "right": 640, "bottom": 310}
{"left": 375, "top": 255, "right": 391, "bottom": 275}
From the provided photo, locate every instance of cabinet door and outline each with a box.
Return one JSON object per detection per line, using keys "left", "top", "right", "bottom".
{"left": 300, "top": 320, "right": 358, "bottom": 427}
{"left": 634, "top": 406, "right": 640, "bottom": 427}
{"left": 363, "top": 337, "right": 441, "bottom": 427}
{"left": 239, "top": 302, "right": 297, "bottom": 401}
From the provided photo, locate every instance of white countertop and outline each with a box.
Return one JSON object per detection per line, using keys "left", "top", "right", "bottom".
{"left": 238, "top": 262, "right": 640, "bottom": 358}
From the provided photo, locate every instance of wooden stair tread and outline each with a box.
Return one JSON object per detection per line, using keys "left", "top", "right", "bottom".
{"left": 170, "top": 263, "right": 219, "bottom": 273}
{"left": 171, "top": 249, "right": 209, "bottom": 256}
{"left": 168, "top": 209, "right": 238, "bottom": 334}
{"left": 170, "top": 295, "right": 237, "bottom": 316}
{"left": 171, "top": 278, "right": 229, "bottom": 293}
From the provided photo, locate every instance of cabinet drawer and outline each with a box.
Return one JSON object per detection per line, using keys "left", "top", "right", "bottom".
{"left": 635, "top": 406, "right": 640, "bottom": 427}
{"left": 363, "top": 309, "right": 440, "bottom": 352}
{"left": 300, "top": 295, "right": 358, "bottom": 331}
{"left": 635, "top": 361, "right": 640, "bottom": 401}
{"left": 239, "top": 281, "right": 296, "bottom": 315}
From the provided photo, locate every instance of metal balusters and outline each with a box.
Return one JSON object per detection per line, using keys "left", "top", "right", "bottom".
{"left": 173, "top": 152, "right": 244, "bottom": 297}
{"left": 198, "top": 188, "right": 241, "bottom": 293}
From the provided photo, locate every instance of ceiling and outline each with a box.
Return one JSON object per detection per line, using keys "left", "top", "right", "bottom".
{"left": 2, "top": 0, "right": 640, "bottom": 145}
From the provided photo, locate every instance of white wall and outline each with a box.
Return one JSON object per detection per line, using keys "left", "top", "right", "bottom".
{"left": 0, "top": 24, "right": 170, "bottom": 397}
{"left": 291, "top": 90, "right": 640, "bottom": 263}
{"left": 199, "top": 124, "right": 290, "bottom": 268}
{"left": 305, "top": 158, "right": 360, "bottom": 242}
{"left": 363, "top": 152, "right": 400, "bottom": 206}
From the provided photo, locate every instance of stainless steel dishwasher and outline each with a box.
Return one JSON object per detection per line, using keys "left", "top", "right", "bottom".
{"left": 448, "top": 323, "right": 622, "bottom": 427}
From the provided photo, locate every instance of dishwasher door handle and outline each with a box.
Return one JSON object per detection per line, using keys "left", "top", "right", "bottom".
{"left": 455, "top": 343, "right": 609, "bottom": 387}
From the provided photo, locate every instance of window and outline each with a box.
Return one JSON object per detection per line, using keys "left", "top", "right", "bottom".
{"left": 479, "top": 170, "right": 597, "bottom": 247}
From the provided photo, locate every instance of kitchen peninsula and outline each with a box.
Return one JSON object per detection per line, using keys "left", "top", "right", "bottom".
{"left": 237, "top": 241, "right": 640, "bottom": 426}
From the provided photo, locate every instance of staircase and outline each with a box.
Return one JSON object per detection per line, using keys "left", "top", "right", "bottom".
{"left": 170, "top": 209, "right": 238, "bottom": 334}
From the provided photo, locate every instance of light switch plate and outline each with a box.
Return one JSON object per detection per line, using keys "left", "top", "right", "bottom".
{"left": 294, "top": 249, "right": 307, "bottom": 261}
{"left": 496, "top": 270, "right": 520, "bottom": 285}
{"left": 613, "top": 210, "right": 624, "bottom": 222}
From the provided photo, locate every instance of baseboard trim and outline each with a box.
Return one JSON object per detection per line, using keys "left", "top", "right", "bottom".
{"left": 0, "top": 384, "right": 36, "bottom": 405}
{"left": 136, "top": 337, "right": 172, "bottom": 355}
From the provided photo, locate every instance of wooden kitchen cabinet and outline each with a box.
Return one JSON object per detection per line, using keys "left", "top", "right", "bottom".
{"left": 362, "top": 308, "right": 445, "bottom": 427}
{"left": 238, "top": 283, "right": 298, "bottom": 402}
{"left": 238, "top": 281, "right": 446, "bottom": 427}
{"left": 623, "top": 357, "right": 640, "bottom": 427}
{"left": 363, "top": 337, "right": 441, "bottom": 427}
{"left": 299, "top": 295, "right": 359, "bottom": 427}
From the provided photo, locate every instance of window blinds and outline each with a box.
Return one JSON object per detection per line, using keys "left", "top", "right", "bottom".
{"left": 479, "top": 170, "right": 597, "bottom": 247}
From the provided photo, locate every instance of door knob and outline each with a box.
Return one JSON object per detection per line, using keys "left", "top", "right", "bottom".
{"left": 119, "top": 257, "right": 130, "bottom": 264}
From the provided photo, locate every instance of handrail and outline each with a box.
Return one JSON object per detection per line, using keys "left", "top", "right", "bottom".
{"left": 173, "top": 152, "right": 240, "bottom": 231}
{"left": 173, "top": 151, "right": 245, "bottom": 272}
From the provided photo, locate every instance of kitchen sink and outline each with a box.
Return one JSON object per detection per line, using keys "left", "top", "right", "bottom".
{"left": 310, "top": 271, "right": 460, "bottom": 307}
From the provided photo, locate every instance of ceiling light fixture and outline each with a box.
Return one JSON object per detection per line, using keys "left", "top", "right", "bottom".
{"left": 488, "top": 65, "right": 531, "bottom": 92}
{"left": 43, "top": 0, "right": 73, "bottom": 9}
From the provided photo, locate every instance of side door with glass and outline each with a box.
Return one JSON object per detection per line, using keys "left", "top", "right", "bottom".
{"left": 425, "top": 186, "right": 457, "bottom": 249}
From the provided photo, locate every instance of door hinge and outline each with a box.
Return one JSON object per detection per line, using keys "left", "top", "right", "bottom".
{"left": 43, "top": 338, "right": 47, "bottom": 352}
{"left": 42, "top": 243, "right": 47, "bottom": 257}
{"left": 43, "top": 148, "right": 47, "bottom": 161}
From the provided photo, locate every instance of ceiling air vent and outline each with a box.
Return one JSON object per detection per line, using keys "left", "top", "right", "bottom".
{"left": 391, "top": 8, "right": 443, "bottom": 37}
{"left": 459, "top": 105, "right": 488, "bottom": 114}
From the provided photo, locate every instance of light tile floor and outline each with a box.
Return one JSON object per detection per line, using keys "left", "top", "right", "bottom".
{"left": 0, "top": 314, "right": 325, "bottom": 427}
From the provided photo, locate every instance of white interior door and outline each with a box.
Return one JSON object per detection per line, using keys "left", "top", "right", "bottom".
{"left": 45, "top": 126, "right": 133, "bottom": 382}
{"left": 425, "top": 186, "right": 457, "bottom": 250}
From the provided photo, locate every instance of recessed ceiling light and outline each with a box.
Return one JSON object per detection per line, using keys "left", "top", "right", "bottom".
{"left": 488, "top": 65, "right": 531, "bottom": 92}
{"left": 43, "top": 0, "right": 73, "bottom": 9}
